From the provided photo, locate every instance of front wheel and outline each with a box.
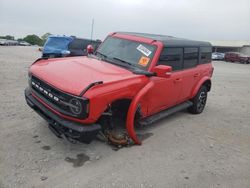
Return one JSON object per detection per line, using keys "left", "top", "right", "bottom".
{"left": 188, "top": 86, "right": 208, "bottom": 114}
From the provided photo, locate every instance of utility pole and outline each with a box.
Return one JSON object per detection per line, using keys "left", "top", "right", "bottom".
{"left": 91, "top": 18, "right": 94, "bottom": 41}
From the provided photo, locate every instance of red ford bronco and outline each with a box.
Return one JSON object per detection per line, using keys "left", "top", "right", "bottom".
{"left": 25, "top": 32, "right": 213, "bottom": 145}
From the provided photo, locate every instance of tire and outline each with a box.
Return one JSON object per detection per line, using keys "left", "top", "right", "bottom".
{"left": 188, "top": 86, "right": 208, "bottom": 114}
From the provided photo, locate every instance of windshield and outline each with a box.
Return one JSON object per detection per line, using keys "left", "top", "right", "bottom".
{"left": 96, "top": 37, "right": 156, "bottom": 70}
{"left": 43, "top": 37, "right": 73, "bottom": 54}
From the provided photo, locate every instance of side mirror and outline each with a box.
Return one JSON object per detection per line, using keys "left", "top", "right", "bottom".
{"left": 152, "top": 65, "right": 172, "bottom": 78}
{"left": 61, "top": 50, "right": 70, "bottom": 57}
{"left": 87, "top": 44, "right": 94, "bottom": 54}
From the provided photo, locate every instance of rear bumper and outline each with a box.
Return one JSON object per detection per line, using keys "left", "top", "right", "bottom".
{"left": 25, "top": 88, "right": 101, "bottom": 144}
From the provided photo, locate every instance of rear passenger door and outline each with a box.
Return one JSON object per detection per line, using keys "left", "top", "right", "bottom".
{"left": 179, "top": 47, "right": 199, "bottom": 101}
{"left": 199, "top": 46, "right": 212, "bottom": 76}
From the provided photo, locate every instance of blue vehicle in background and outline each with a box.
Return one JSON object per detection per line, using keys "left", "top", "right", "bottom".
{"left": 42, "top": 35, "right": 101, "bottom": 58}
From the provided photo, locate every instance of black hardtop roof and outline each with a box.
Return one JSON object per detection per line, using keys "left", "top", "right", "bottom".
{"left": 117, "top": 32, "right": 211, "bottom": 47}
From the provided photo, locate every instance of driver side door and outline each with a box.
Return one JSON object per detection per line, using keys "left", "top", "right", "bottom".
{"left": 143, "top": 47, "right": 184, "bottom": 116}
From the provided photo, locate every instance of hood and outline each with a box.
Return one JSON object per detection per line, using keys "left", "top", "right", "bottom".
{"left": 30, "top": 56, "right": 138, "bottom": 96}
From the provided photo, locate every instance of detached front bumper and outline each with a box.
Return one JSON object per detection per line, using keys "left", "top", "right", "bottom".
{"left": 25, "top": 88, "right": 101, "bottom": 144}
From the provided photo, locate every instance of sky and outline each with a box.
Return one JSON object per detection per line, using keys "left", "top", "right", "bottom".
{"left": 0, "top": 0, "right": 249, "bottom": 41}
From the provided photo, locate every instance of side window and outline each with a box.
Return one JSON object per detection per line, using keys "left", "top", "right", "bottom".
{"left": 183, "top": 47, "right": 198, "bottom": 69}
{"left": 158, "top": 48, "right": 183, "bottom": 71}
{"left": 200, "top": 47, "right": 212, "bottom": 64}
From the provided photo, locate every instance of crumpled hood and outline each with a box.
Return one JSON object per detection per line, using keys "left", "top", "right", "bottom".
{"left": 30, "top": 56, "right": 138, "bottom": 96}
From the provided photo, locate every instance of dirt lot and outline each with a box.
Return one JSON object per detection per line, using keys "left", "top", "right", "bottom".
{"left": 0, "top": 46, "right": 250, "bottom": 188}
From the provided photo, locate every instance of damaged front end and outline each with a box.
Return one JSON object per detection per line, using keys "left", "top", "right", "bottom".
{"left": 25, "top": 88, "right": 101, "bottom": 144}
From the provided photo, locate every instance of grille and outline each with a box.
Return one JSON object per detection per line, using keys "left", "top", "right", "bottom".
{"left": 30, "top": 76, "right": 88, "bottom": 119}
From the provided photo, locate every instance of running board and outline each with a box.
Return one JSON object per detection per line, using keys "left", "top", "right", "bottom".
{"left": 139, "top": 101, "right": 193, "bottom": 126}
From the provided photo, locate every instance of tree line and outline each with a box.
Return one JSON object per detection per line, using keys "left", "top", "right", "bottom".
{"left": 0, "top": 33, "right": 52, "bottom": 46}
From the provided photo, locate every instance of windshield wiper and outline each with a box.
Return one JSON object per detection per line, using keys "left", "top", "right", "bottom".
{"left": 112, "top": 57, "right": 155, "bottom": 76}
{"left": 112, "top": 57, "right": 134, "bottom": 67}
{"left": 95, "top": 51, "right": 107, "bottom": 59}
{"left": 95, "top": 52, "right": 133, "bottom": 70}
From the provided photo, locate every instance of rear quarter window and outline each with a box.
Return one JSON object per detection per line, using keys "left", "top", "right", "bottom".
{"left": 200, "top": 47, "right": 212, "bottom": 64}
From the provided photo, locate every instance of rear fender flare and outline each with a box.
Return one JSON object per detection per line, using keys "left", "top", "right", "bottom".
{"left": 191, "top": 77, "right": 211, "bottom": 99}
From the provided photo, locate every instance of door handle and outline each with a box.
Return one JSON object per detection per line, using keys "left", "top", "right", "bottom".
{"left": 194, "top": 73, "right": 200, "bottom": 77}
{"left": 174, "top": 78, "right": 182, "bottom": 83}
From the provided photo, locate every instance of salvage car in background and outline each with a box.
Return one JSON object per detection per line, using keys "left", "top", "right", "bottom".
{"left": 212, "top": 52, "right": 224, "bottom": 60}
{"left": 19, "top": 41, "right": 31, "bottom": 46}
{"left": 42, "top": 35, "right": 101, "bottom": 58}
{"left": 225, "top": 52, "right": 249, "bottom": 64}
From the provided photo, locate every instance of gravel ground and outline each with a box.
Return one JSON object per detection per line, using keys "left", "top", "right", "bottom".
{"left": 0, "top": 46, "right": 250, "bottom": 188}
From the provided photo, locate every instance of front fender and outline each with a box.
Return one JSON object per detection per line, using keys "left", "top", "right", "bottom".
{"left": 84, "top": 75, "right": 149, "bottom": 123}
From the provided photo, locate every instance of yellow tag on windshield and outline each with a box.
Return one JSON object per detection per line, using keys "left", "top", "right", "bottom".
{"left": 138, "top": 56, "right": 150, "bottom": 67}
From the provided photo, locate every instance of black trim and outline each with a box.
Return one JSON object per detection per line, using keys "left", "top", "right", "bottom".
{"left": 139, "top": 101, "right": 193, "bottom": 126}
{"left": 42, "top": 53, "right": 63, "bottom": 58}
{"left": 132, "top": 69, "right": 156, "bottom": 77}
{"left": 80, "top": 81, "right": 103, "bottom": 96}
{"left": 25, "top": 88, "right": 101, "bottom": 144}
{"left": 116, "top": 32, "right": 212, "bottom": 47}
{"left": 32, "top": 57, "right": 48, "bottom": 65}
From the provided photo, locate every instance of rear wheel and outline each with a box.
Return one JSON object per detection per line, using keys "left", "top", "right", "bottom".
{"left": 188, "top": 86, "right": 207, "bottom": 114}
